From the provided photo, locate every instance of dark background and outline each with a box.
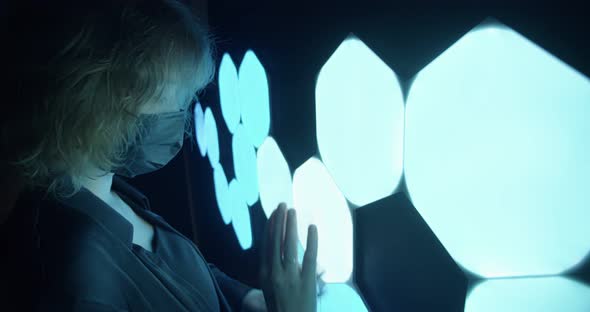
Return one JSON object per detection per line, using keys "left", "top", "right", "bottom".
{"left": 128, "top": 1, "right": 590, "bottom": 311}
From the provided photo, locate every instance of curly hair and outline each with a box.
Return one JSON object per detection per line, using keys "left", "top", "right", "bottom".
{"left": 0, "top": 0, "right": 215, "bottom": 199}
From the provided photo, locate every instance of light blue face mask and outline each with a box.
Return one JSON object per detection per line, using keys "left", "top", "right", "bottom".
{"left": 114, "top": 110, "right": 187, "bottom": 178}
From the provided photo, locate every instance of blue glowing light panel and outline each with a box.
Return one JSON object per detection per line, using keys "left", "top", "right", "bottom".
{"left": 465, "top": 277, "right": 590, "bottom": 312}
{"left": 315, "top": 37, "right": 405, "bottom": 207}
{"left": 257, "top": 137, "right": 293, "bottom": 218}
{"left": 405, "top": 25, "right": 590, "bottom": 278}
{"left": 292, "top": 158, "right": 353, "bottom": 283}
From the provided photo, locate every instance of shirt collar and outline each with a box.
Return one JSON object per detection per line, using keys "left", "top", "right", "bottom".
{"left": 56, "top": 175, "right": 152, "bottom": 249}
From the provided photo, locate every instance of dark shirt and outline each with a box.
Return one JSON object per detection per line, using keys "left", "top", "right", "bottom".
{"left": 1, "top": 176, "right": 252, "bottom": 311}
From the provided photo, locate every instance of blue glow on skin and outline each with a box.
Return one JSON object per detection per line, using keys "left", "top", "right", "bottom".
{"left": 293, "top": 158, "right": 353, "bottom": 283}
{"left": 238, "top": 50, "right": 270, "bottom": 148}
{"left": 316, "top": 37, "right": 404, "bottom": 207}
{"left": 218, "top": 53, "right": 241, "bottom": 134}
{"left": 232, "top": 123, "right": 259, "bottom": 207}
{"left": 405, "top": 24, "right": 590, "bottom": 278}
{"left": 256, "top": 136, "right": 293, "bottom": 218}
{"left": 465, "top": 277, "right": 590, "bottom": 312}
{"left": 229, "top": 179, "right": 252, "bottom": 250}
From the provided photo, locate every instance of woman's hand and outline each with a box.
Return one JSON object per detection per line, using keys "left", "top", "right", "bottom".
{"left": 259, "top": 203, "right": 319, "bottom": 312}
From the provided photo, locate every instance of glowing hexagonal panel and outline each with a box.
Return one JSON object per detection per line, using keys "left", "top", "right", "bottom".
{"left": 465, "top": 277, "right": 590, "bottom": 312}
{"left": 213, "top": 163, "right": 232, "bottom": 225}
{"left": 317, "top": 284, "right": 368, "bottom": 312}
{"left": 405, "top": 24, "right": 590, "bottom": 278}
{"left": 193, "top": 102, "right": 207, "bottom": 157}
{"left": 238, "top": 50, "right": 270, "bottom": 148}
{"left": 315, "top": 36, "right": 404, "bottom": 207}
{"left": 228, "top": 179, "right": 252, "bottom": 250}
{"left": 256, "top": 136, "right": 293, "bottom": 218}
{"left": 203, "top": 107, "right": 220, "bottom": 168}
{"left": 292, "top": 158, "right": 353, "bottom": 283}
{"left": 232, "top": 123, "right": 259, "bottom": 206}
{"left": 218, "top": 53, "right": 241, "bottom": 134}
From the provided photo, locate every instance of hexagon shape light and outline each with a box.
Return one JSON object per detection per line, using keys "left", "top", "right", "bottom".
{"left": 256, "top": 136, "right": 293, "bottom": 218}
{"left": 203, "top": 107, "right": 220, "bottom": 169}
{"left": 239, "top": 50, "right": 271, "bottom": 148}
{"left": 193, "top": 102, "right": 207, "bottom": 157}
{"left": 292, "top": 158, "right": 353, "bottom": 283}
{"left": 228, "top": 179, "right": 252, "bottom": 250}
{"left": 318, "top": 283, "right": 368, "bottom": 312}
{"left": 316, "top": 36, "right": 405, "bottom": 207}
{"left": 232, "top": 123, "right": 259, "bottom": 206}
{"left": 405, "top": 24, "right": 590, "bottom": 278}
{"left": 465, "top": 277, "right": 590, "bottom": 312}
{"left": 213, "top": 163, "right": 232, "bottom": 225}
{"left": 218, "top": 53, "right": 241, "bottom": 134}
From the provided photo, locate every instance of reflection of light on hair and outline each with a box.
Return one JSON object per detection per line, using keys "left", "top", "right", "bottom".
{"left": 203, "top": 107, "right": 219, "bottom": 168}
{"left": 293, "top": 158, "right": 353, "bottom": 283}
{"left": 318, "top": 283, "right": 368, "bottom": 312}
{"left": 218, "top": 53, "right": 241, "bottom": 134}
{"left": 315, "top": 37, "right": 404, "bottom": 207}
{"left": 229, "top": 179, "right": 252, "bottom": 250}
{"left": 232, "top": 123, "right": 259, "bottom": 206}
{"left": 465, "top": 277, "right": 590, "bottom": 312}
{"left": 193, "top": 102, "right": 207, "bottom": 157}
{"left": 405, "top": 24, "right": 590, "bottom": 278}
{"left": 256, "top": 136, "right": 293, "bottom": 218}
{"left": 238, "top": 50, "right": 270, "bottom": 148}
{"left": 213, "top": 163, "right": 232, "bottom": 225}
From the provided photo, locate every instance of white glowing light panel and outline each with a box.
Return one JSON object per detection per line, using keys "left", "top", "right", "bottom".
{"left": 257, "top": 136, "right": 293, "bottom": 218}
{"left": 193, "top": 102, "right": 207, "bottom": 157}
{"left": 232, "top": 123, "right": 259, "bottom": 206}
{"left": 213, "top": 163, "right": 232, "bottom": 225}
{"left": 239, "top": 50, "right": 271, "bottom": 148}
{"left": 317, "top": 284, "right": 368, "bottom": 312}
{"left": 203, "top": 107, "right": 220, "bottom": 168}
{"left": 293, "top": 158, "right": 353, "bottom": 283}
{"left": 315, "top": 37, "right": 404, "bottom": 207}
{"left": 465, "top": 277, "right": 590, "bottom": 312}
{"left": 229, "top": 179, "right": 252, "bottom": 250}
{"left": 218, "top": 53, "right": 241, "bottom": 134}
{"left": 405, "top": 25, "right": 590, "bottom": 278}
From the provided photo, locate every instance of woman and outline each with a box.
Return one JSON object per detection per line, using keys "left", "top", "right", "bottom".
{"left": 0, "top": 1, "right": 319, "bottom": 311}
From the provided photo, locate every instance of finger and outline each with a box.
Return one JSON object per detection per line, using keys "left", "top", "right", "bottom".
{"left": 301, "top": 224, "right": 318, "bottom": 283}
{"left": 283, "top": 209, "right": 299, "bottom": 272}
{"left": 271, "top": 203, "right": 287, "bottom": 274}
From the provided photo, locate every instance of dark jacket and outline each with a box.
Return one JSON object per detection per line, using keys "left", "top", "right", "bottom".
{"left": 1, "top": 176, "right": 252, "bottom": 311}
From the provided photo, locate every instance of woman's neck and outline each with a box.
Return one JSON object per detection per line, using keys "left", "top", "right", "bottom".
{"left": 79, "top": 166, "right": 115, "bottom": 204}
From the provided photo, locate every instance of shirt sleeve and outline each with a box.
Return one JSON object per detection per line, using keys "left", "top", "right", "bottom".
{"left": 208, "top": 263, "right": 254, "bottom": 312}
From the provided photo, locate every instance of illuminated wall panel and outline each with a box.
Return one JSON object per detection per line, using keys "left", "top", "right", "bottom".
{"left": 292, "top": 158, "right": 353, "bottom": 283}
{"left": 257, "top": 136, "right": 293, "bottom": 218}
{"left": 203, "top": 107, "right": 220, "bottom": 169}
{"left": 465, "top": 277, "right": 590, "bottom": 312}
{"left": 232, "top": 123, "right": 259, "bottom": 206}
{"left": 405, "top": 25, "right": 590, "bottom": 278}
{"left": 229, "top": 179, "right": 253, "bottom": 250}
{"left": 316, "top": 37, "right": 404, "bottom": 207}
{"left": 218, "top": 53, "right": 241, "bottom": 134}
{"left": 318, "top": 283, "right": 368, "bottom": 312}
{"left": 239, "top": 50, "right": 271, "bottom": 148}
{"left": 213, "top": 163, "right": 232, "bottom": 225}
{"left": 193, "top": 102, "right": 207, "bottom": 157}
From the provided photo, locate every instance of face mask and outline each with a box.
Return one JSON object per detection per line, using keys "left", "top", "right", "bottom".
{"left": 114, "top": 110, "right": 187, "bottom": 178}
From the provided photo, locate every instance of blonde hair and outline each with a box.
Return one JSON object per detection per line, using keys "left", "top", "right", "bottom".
{"left": 0, "top": 0, "right": 215, "bottom": 199}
